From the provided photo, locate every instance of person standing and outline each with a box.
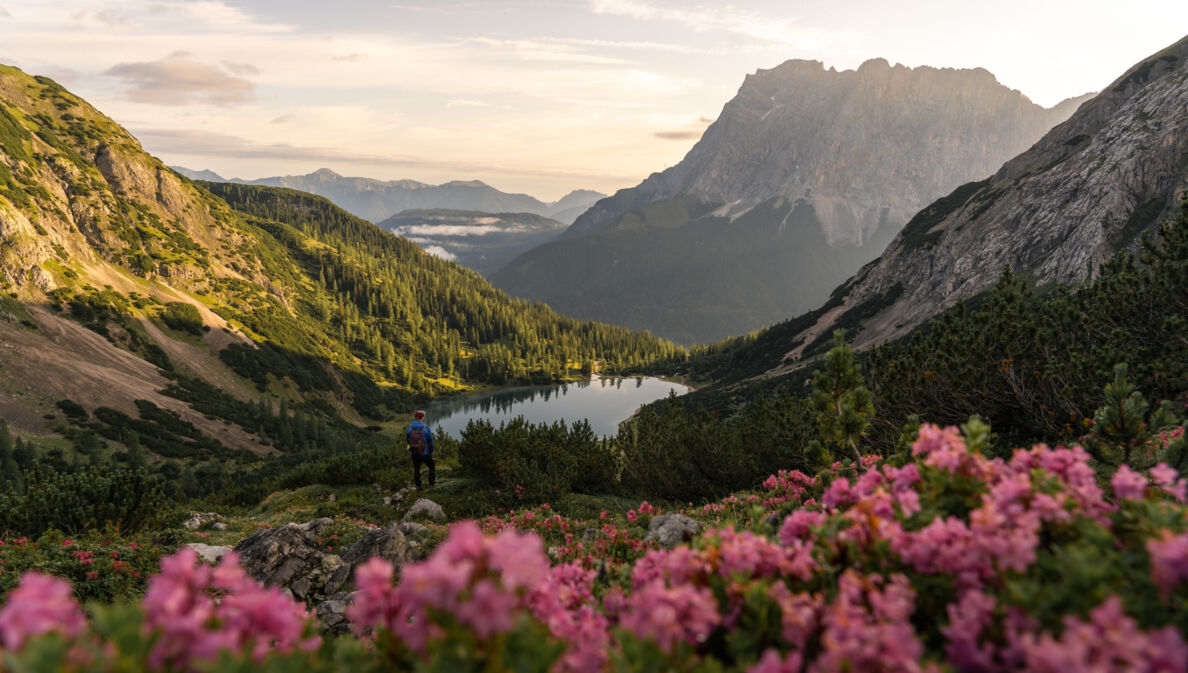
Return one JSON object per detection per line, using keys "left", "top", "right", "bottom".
{"left": 406, "top": 410, "right": 435, "bottom": 489}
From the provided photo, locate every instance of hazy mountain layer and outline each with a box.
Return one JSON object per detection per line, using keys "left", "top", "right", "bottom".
{"left": 495, "top": 59, "right": 1089, "bottom": 344}
{"left": 379, "top": 209, "right": 566, "bottom": 276}
{"left": 171, "top": 166, "right": 605, "bottom": 225}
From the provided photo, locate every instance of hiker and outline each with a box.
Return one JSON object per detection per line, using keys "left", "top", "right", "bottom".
{"left": 406, "top": 410, "right": 436, "bottom": 489}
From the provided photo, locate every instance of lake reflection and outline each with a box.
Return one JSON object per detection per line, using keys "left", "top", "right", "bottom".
{"left": 421, "top": 376, "right": 689, "bottom": 438}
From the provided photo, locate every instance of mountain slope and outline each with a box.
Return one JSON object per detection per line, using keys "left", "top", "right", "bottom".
{"left": 0, "top": 64, "right": 679, "bottom": 455}
{"left": 493, "top": 59, "right": 1089, "bottom": 344}
{"left": 776, "top": 35, "right": 1188, "bottom": 361}
{"left": 173, "top": 166, "right": 606, "bottom": 225}
{"left": 378, "top": 209, "right": 566, "bottom": 276}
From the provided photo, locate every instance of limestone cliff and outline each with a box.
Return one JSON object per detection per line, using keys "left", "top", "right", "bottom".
{"left": 801, "top": 35, "right": 1188, "bottom": 356}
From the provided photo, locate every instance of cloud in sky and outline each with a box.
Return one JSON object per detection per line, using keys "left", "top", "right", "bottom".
{"left": 653, "top": 115, "right": 714, "bottom": 141}
{"left": 0, "top": 6, "right": 11, "bottom": 19}
{"left": 105, "top": 51, "right": 255, "bottom": 105}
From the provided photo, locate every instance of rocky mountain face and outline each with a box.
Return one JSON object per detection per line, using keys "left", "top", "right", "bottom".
{"left": 494, "top": 58, "right": 1089, "bottom": 344}
{"left": 779, "top": 35, "right": 1188, "bottom": 361}
{"left": 172, "top": 167, "right": 605, "bottom": 225}
{"left": 378, "top": 209, "right": 566, "bottom": 276}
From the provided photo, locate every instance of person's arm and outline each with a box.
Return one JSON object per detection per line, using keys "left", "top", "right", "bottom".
{"left": 405, "top": 425, "right": 412, "bottom": 446}
{"left": 427, "top": 427, "right": 435, "bottom": 453}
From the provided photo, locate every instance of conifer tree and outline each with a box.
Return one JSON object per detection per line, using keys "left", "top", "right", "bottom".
{"left": 1085, "top": 363, "right": 1184, "bottom": 470}
{"left": 809, "top": 330, "right": 874, "bottom": 466}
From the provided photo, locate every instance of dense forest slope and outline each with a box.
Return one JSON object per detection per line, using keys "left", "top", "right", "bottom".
{"left": 0, "top": 64, "right": 679, "bottom": 458}
{"left": 494, "top": 59, "right": 1089, "bottom": 344}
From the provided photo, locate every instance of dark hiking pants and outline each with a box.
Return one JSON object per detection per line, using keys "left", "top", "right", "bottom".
{"left": 412, "top": 453, "right": 436, "bottom": 488}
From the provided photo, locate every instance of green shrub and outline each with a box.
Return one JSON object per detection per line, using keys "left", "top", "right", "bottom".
{"left": 160, "top": 302, "right": 203, "bottom": 335}
{"left": 0, "top": 466, "right": 167, "bottom": 537}
{"left": 458, "top": 417, "right": 618, "bottom": 504}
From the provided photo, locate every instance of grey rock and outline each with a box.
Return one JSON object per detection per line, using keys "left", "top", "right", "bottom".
{"left": 581, "top": 527, "right": 601, "bottom": 543}
{"left": 645, "top": 514, "right": 700, "bottom": 549}
{"left": 315, "top": 595, "right": 352, "bottom": 634}
{"left": 184, "top": 543, "right": 232, "bottom": 564}
{"left": 234, "top": 522, "right": 346, "bottom": 601}
{"left": 212, "top": 522, "right": 228, "bottom": 531}
{"left": 397, "top": 521, "right": 429, "bottom": 539}
{"left": 403, "top": 498, "right": 446, "bottom": 523}
{"left": 341, "top": 526, "right": 413, "bottom": 568}
{"left": 325, "top": 525, "right": 417, "bottom": 594}
{"left": 298, "top": 518, "right": 334, "bottom": 535}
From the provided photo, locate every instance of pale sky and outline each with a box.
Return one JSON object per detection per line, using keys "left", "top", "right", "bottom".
{"left": 1, "top": 1, "right": 1185, "bottom": 201}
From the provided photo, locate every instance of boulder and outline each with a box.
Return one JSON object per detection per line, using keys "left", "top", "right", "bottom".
{"left": 340, "top": 526, "right": 413, "bottom": 568}
{"left": 184, "top": 543, "right": 232, "bottom": 564}
{"left": 234, "top": 522, "right": 347, "bottom": 601}
{"left": 645, "top": 514, "right": 700, "bottom": 549}
{"left": 402, "top": 498, "right": 446, "bottom": 523}
{"left": 325, "top": 524, "right": 418, "bottom": 593}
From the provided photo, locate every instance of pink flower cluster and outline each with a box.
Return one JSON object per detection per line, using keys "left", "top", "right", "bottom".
{"left": 141, "top": 548, "right": 318, "bottom": 670}
{"left": 347, "top": 520, "right": 550, "bottom": 650}
{"left": 0, "top": 571, "right": 87, "bottom": 651}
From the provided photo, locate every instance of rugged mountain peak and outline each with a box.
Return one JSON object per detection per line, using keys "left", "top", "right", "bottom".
{"left": 798, "top": 34, "right": 1188, "bottom": 355}
{"left": 566, "top": 57, "right": 1086, "bottom": 245}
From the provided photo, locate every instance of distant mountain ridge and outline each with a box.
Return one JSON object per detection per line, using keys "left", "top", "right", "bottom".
{"left": 378, "top": 209, "right": 566, "bottom": 276}
{"left": 170, "top": 166, "right": 605, "bottom": 225}
{"left": 493, "top": 58, "right": 1091, "bottom": 344}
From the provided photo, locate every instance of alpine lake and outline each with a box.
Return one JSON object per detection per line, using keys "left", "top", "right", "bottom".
{"left": 421, "top": 376, "right": 690, "bottom": 439}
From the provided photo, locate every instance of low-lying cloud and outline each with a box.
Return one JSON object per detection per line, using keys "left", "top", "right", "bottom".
{"left": 421, "top": 245, "right": 457, "bottom": 261}
{"left": 105, "top": 51, "right": 254, "bottom": 106}
{"left": 394, "top": 223, "right": 517, "bottom": 237}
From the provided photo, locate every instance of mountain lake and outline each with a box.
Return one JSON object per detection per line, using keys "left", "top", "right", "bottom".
{"left": 420, "top": 376, "right": 690, "bottom": 438}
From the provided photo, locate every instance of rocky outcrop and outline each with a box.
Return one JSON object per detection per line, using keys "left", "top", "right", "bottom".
{"left": 798, "top": 35, "right": 1188, "bottom": 354}
{"left": 645, "top": 514, "right": 700, "bottom": 548}
{"left": 234, "top": 522, "right": 347, "bottom": 601}
{"left": 494, "top": 58, "right": 1088, "bottom": 343}
{"left": 234, "top": 519, "right": 427, "bottom": 607}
